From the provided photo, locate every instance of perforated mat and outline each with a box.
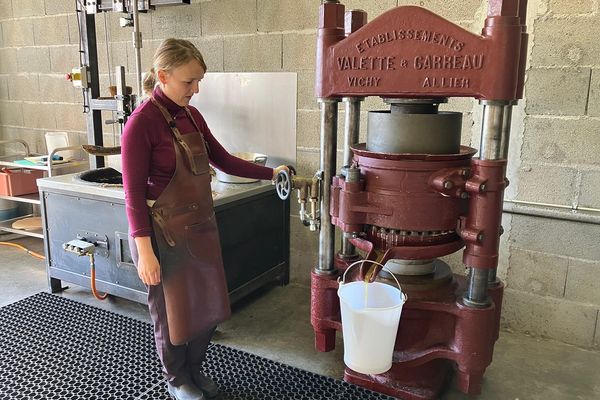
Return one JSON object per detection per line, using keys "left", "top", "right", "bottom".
{"left": 0, "top": 293, "right": 394, "bottom": 399}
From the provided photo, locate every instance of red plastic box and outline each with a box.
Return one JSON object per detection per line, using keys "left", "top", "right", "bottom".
{"left": 0, "top": 169, "right": 45, "bottom": 196}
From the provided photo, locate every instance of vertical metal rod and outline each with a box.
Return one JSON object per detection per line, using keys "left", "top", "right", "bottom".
{"left": 318, "top": 99, "right": 339, "bottom": 272}
{"left": 131, "top": 0, "right": 143, "bottom": 100}
{"left": 340, "top": 97, "right": 362, "bottom": 257}
{"left": 78, "top": 1, "right": 104, "bottom": 168}
{"left": 467, "top": 268, "right": 491, "bottom": 306}
{"left": 466, "top": 100, "right": 512, "bottom": 304}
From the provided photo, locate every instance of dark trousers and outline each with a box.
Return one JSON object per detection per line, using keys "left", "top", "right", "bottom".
{"left": 130, "top": 236, "right": 215, "bottom": 385}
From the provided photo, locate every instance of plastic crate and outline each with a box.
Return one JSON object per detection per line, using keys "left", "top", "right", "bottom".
{"left": 0, "top": 169, "right": 44, "bottom": 196}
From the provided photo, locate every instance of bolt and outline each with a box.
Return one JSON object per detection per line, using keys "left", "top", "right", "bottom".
{"left": 460, "top": 192, "right": 469, "bottom": 199}
{"left": 480, "top": 184, "right": 486, "bottom": 192}
{"left": 443, "top": 180, "right": 454, "bottom": 189}
{"left": 477, "top": 232, "right": 485, "bottom": 241}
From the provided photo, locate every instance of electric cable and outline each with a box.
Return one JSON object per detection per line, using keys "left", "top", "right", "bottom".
{"left": 0, "top": 242, "right": 46, "bottom": 260}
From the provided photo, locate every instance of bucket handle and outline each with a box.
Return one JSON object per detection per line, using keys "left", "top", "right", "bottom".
{"left": 340, "top": 260, "right": 404, "bottom": 295}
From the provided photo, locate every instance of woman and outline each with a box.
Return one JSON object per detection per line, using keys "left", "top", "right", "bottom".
{"left": 122, "top": 38, "right": 288, "bottom": 400}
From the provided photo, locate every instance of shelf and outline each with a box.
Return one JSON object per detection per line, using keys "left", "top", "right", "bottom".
{"left": 0, "top": 156, "right": 89, "bottom": 173}
{"left": 0, "top": 215, "right": 43, "bottom": 239}
{"left": 0, "top": 193, "right": 40, "bottom": 205}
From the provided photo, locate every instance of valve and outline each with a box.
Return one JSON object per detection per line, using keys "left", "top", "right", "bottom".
{"left": 275, "top": 169, "right": 293, "bottom": 200}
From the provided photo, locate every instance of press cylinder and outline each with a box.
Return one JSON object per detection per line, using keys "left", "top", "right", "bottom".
{"left": 366, "top": 99, "right": 462, "bottom": 155}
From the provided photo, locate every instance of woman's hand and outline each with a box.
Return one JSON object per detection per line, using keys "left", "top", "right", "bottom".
{"left": 134, "top": 236, "right": 161, "bottom": 286}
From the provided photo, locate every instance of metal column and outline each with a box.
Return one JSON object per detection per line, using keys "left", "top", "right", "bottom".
{"left": 317, "top": 98, "right": 339, "bottom": 273}
{"left": 465, "top": 100, "right": 513, "bottom": 305}
{"left": 340, "top": 97, "right": 362, "bottom": 257}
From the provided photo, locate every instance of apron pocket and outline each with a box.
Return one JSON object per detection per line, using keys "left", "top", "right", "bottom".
{"left": 184, "top": 214, "right": 219, "bottom": 259}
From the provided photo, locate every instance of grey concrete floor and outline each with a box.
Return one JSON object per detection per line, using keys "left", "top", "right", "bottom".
{"left": 1, "top": 236, "right": 599, "bottom": 400}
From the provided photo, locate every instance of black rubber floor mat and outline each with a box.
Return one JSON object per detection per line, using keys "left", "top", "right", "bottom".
{"left": 0, "top": 293, "right": 394, "bottom": 399}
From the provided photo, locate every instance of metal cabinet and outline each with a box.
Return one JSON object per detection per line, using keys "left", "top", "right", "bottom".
{"left": 38, "top": 175, "right": 289, "bottom": 304}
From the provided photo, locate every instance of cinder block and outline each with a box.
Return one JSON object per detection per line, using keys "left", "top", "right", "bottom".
{"left": 189, "top": 37, "right": 224, "bottom": 72}
{"left": 257, "top": 0, "right": 318, "bottom": 32}
{"left": 594, "top": 310, "right": 600, "bottom": 349}
{"left": 223, "top": 34, "right": 282, "bottom": 72}
{"left": 297, "top": 70, "right": 318, "bottom": 111}
{"left": 342, "top": 0, "right": 398, "bottom": 21}
{"left": 297, "top": 108, "right": 349, "bottom": 151}
{"left": 516, "top": 163, "right": 578, "bottom": 206}
{"left": 522, "top": 116, "right": 600, "bottom": 166}
{"left": 579, "top": 170, "right": 600, "bottom": 208}
{"left": 7, "top": 74, "right": 40, "bottom": 102}
{"left": 45, "top": 0, "right": 73, "bottom": 15}
{"left": 54, "top": 103, "right": 87, "bottom": 132}
{"left": 22, "top": 103, "right": 57, "bottom": 130}
{"left": 502, "top": 288, "right": 597, "bottom": 347}
{"left": 296, "top": 110, "right": 320, "bottom": 149}
{"left": 2, "top": 19, "right": 34, "bottom": 46}
{"left": 283, "top": 33, "right": 315, "bottom": 71}
{"left": 497, "top": 213, "right": 513, "bottom": 281}
{"left": 126, "top": 39, "right": 160, "bottom": 77}
{"left": 0, "top": 20, "right": 3, "bottom": 47}
{"left": 506, "top": 248, "right": 568, "bottom": 298}
{"left": 49, "top": 46, "right": 79, "bottom": 74}
{"left": 510, "top": 214, "right": 600, "bottom": 260}
{"left": 295, "top": 148, "right": 320, "bottom": 177}
{"left": 525, "top": 68, "right": 590, "bottom": 116}
{"left": 0, "top": 48, "right": 16, "bottom": 74}
{"left": 565, "top": 259, "right": 600, "bottom": 305}
{"left": 201, "top": 0, "right": 256, "bottom": 36}
{"left": 548, "top": 0, "right": 594, "bottom": 14}
{"left": 0, "top": 101, "right": 23, "bottom": 126}
{"left": 0, "top": 76, "right": 8, "bottom": 100}
{"left": 587, "top": 69, "right": 600, "bottom": 117}
{"left": 151, "top": 4, "right": 202, "bottom": 39}
{"left": 397, "top": 0, "right": 481, "bottom": 21}
{"left": 289, "top": 217, "right": 319, "bottom": 285}
{"left": 17, "top": 47, "right": 51, "bottom": 73}
{"left": 12, "top": 0, "right": 44, "bottom": 17}
{"left": 34, "top": 15, "right": 70, "bottom": 45}
{"left": 0, "top": 0, "right": 12, "bottom": 19}
{"left": 99, "top": 42, "right": 128, "bottom": 75}
{"left": 531, "top": 17, "right": 600, "bottom": 67}
{"left": 38, "top": 74, "right": 79, "bottom": 104}
{"left": 67, "top": 14, "right": 79, "bottom": 45}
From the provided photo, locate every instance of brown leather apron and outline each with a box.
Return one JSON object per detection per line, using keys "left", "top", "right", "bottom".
{"left": 148, "top": 97, "right": 231, "bottom": 345}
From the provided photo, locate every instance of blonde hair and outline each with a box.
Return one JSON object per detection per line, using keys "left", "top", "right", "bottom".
{"left": 143, "top": 38, "right": 207, "bottom": 94}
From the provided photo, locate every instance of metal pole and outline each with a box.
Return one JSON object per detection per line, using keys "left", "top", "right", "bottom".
{"left": 131, "top": 0, "right": 143, "bottom": 100}
{"left": 317, "top": 98, "right": 339, "bottom": 273}
{"left": 78, "top": 1, "right": 104, "bottom": 168}
{"left": 466, "top": 100, "right": 512, "bottom": 304}
{"left": 340, "top": 97, "right": 362, "bottom": 257}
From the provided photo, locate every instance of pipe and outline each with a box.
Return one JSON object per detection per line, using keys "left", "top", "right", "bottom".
{"left": 131, "top": 0, "right": 143, "bottom": 100}
{"left": 317, "top": 98, "right": 339, "bottom": 273}
{"left": 503, "top": 200, "right": 600, "bottom": 225}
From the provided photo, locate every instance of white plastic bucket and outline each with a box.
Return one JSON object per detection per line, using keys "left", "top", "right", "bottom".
{"left": 338, "top": 260, "right": 406, "bottom": 375}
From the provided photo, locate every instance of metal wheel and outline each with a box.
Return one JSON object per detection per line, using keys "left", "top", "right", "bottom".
{"left": 275, "top": 170, "right": 292, "bottom": 200}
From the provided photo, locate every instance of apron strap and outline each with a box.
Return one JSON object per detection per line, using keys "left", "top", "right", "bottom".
{"left": 150, "top": 209, "right": 176, "bottom": 247}
{"left": 150, "top": 96, "right": 199, "bottom": 175}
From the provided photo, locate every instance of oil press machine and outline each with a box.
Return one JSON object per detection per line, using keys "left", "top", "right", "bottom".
{"left": 275, "top": 0, "right": 528, "bottom": 398}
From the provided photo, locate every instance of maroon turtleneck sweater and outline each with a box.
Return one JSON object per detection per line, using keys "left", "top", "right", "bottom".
{"left": 122, "top": 86, "right": 273, "bottom": 238}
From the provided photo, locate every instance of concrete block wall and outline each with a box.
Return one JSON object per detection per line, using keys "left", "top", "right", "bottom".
{"left": 0, "top": 1, "right": 599, "bottom": 349}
